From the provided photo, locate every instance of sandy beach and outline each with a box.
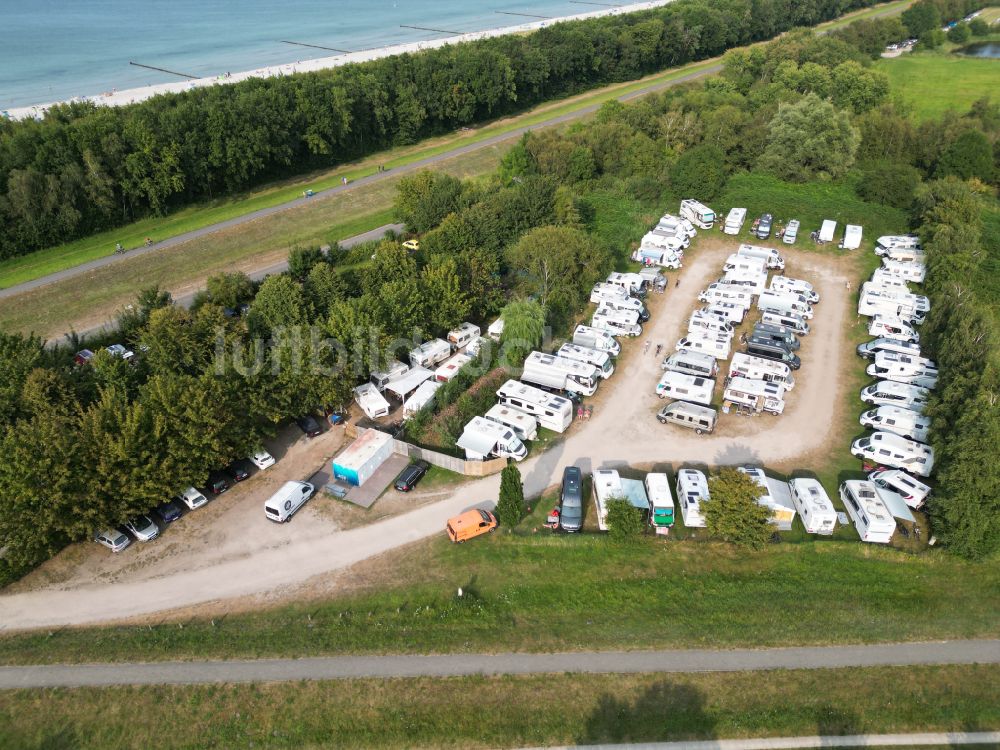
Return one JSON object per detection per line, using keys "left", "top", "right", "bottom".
{"left": 5, "top": 0, "right": 674, "bottom": 121}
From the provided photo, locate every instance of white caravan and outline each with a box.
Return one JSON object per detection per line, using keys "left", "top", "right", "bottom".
{"left": 353, "top": 382, "right": 391, "bottom": 419}
{"left": 679, "top": 199, "right": 716, "bottom": 229}
{"left": 819, "top": 219, "right": 837, "bottom": 244}
{"left": 856, "top": 337, "right": 921, "bottom": 360}
{"left": 606, "top": 271, "right": 645, "bottom": 295}
{"left": 859, "top": 380, "right": 930, "bottom": 412}
{"left": 737, "top": 467, "right": 796, "bottom": 530}
{"left": 788, "top": 478, "right": 837, "bottom": 535}
{"left": 676, "top": 332, "right": 732, "bottom": 360}
{"left": 869, "top": 469, "right": 932, "bottom": 509}
{"left": 783, "top": 219, "right": 800, "bottom": 244}
{"left": 881, "top": 258, "right": 926, "bottom": 283}
{"left": 841, "top": 224, "right": 863, "bottom": 250}
{"left": 558, "top": 342, "right": 615, "bottom": 379}
{"left": 850, "top": 432, "right": 935, "bottom": 477}
{"left": 769, "top": 276, "right": 819, "bottom": 304}
{"left": 760, "top": 311, "right": 810, "bottom": 335}
{"left": 598, "top": 295, "right": 648, "bottom": 321}
{"left": 435, "top": 352, "right": 473, "bottom": 383}
{"left": 447, "top": 322, "right": 481, "bottom": 350}
{"left": 757, "top": 290, "right": 813, "bottom": 319}
{"left": 875, "top": 235, "right": 921, "bottom": 255}
{"left": 592, "top": 469, "right": 648, "bottom": 532}
{"left": 689, "top": 309, "right": 734, "bottom": 336}
{"left": 868, "top": 316, "right": 919, "bottom": 344}
{"left": 870, "top": 268, "right": 911, "bottom": 291}
{"left": 496, "top": 379, "right": 573, "bottom": 433}
{"left": 729, "top": 352, "right": 795, "bottom": 390}
{"left": 657, "top": 213, "right": 696, "bottom": 240}
{"left": 723, "top": 207, "right": 747, "bottom": 235}
{"left": 369, "top": 360, "right": 410, "bottom": 391}
{"left": 698, "top": 283, "right": 754, "bottom": 308}
{"left": 642, "top": 229, "right": 688, "bottom": 252}
{"left": 860, "top": 405, "right": 931, "bottom": 443}
{"left": 523, "top": 351, "right": 599, "bottom": 397}
{"left": 723, "top": 378, "right": 786, "bottom": 415}
{"left": 456, "top": 416, "right": 527, "bottom": 462}
{"left": 484, "top": 404, "right": 538, "bottom": 442}
{"left": 592, "top": 306, "right": 642, "bottom": 337}
{"left": 655, "top": 371, "right": 716, "bottom": 406}
{"left": 723, "top": 253, "right": 768, "bottom": 276}
{"left": 703, "top": 302, "right": 748, "bottom": 325}
{"left": 487, "top": 317, "right": 505, "bottom": 342}
{"left": 408, "top": 338, "right": 452, "bottom": 369}
{"left": 403, "top": 380, "right": 441, "bottom": 417}
{"left": 645, "top": 472, "right": 676, "bottom": 529}
{"left": 590, "top": 282, "right": 629, "bottom": 304}
{"left": 737, "top": 243, "right": 785, "bottom": 270}
{"left": 840, "top": 480, "right": 896, "bottom": 543}
{"left": 723, "top": 268, "right": 769, "bottom": 296}
{"left": 883, "top": 246, "right": 926, "bottom": 264}
{"left": 573, "top": 324, "right": 621, "bottom": 355}
{"left": 858, "top": 293, "right": 925, "bottom": 325}
{"left": 634, "top": 245, "right": 683, "bottom": 269}
{"left": 662, "top": 350, "right": 718, "bottom": 379}
{"left": 676, "top": 468, "right": 709, "bottom": 528}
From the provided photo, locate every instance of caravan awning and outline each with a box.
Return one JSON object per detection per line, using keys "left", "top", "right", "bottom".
{"left": 878, "top": 490, "right": 916, "bottom": 523}
{"left": 385, "top": 367, "right": 433, "bottom": 399}
{"left": 456, "top": 429, "right": 496, "bottom": 457}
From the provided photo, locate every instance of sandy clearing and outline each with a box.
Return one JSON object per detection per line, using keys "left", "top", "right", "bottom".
{"left": 0, "top": 239, "right": 857, "bottom": 630}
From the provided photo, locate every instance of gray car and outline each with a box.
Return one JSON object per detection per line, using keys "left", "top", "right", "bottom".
{"left": 559, "top": 466, "right": 584, "bottom": 532}
{"left": 125, "top": 514, "right": 159, "bottom": 542}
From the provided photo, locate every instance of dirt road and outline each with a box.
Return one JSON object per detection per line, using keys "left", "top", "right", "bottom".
{"left": 0, "top": 241, "right": 856, "bottom": 629}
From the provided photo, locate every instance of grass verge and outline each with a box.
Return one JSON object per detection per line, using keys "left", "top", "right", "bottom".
{"left": 0, "top": 665, "right": 996, "bottom": 749}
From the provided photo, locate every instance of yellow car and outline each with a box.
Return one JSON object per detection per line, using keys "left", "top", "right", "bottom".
{"left": 402, "top": 239, "right": 420, "bottom": 252}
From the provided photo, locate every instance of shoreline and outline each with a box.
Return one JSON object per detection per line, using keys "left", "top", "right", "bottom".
{"left": 4, "top": 0, "right": 674, "bottom": 121}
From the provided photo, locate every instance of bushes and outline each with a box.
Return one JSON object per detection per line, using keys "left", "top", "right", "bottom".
{"left": 605, "top": 498, "right": 646, "bottom": 542}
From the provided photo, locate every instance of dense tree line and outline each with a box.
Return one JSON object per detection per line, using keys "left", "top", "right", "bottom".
{"left": 5, "top": 0, "right": 979, "bottom": 260}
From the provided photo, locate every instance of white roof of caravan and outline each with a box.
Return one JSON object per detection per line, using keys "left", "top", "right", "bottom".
{"left": 448, "top": 322, "right": 480, "bottom": 338}
{"left": 844, "top": 224, "right": 863, "bottom": 246}
{"left": 488, "top": 318, "right": 504, "bottom": 335}
{"left": 819, "top": 220, "right": 837, "bottom": 242}
{"left": 411, "top": 338, "right": 450, "bottom": 356}
{"left": 485, "top": 404, "right": 537, "bottom": 428}
{"left": 645, "top": 473, "right": 673, "bottom": 508}
{"left": 790, "top": 478, "right": 834, "bottom": 515}
{"left": 434, "top": 352, "right": 473, "bottom": 379}
{"left": 354, "top": 382, "right": 391, "bottom": 410}
{"left": 456, "top": 416, "right": 510, "bottom": 455}
{"left": 677, "top": 469, "right": 709, "bottom": 504}
{"left": 385, "top": 366, "right": 434, "bottom": 398}
{"left": 404, "top": 380, "right": 440, "bottom": 412}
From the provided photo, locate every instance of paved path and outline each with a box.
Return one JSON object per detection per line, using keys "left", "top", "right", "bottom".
{"left": 0, "top": 64, "right": 720, "bottom": 303}
{"left": 521, "top": 732, "right": 1000, "bottom": 750}
{"left": 0, "top": 640, "right": 996, "bottom": 688}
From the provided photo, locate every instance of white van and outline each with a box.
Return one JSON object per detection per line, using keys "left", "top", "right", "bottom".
{"left": 656, "top": 400, "right": 717, "bottom": 433}
{"left": 761, "top": 311, "right": 810, "bottom": 335}
{"left": 884, "top": 246, "right": 925, "bottom": 264}
{"left": 676, "top": 332, "right": 731, "bottom": 360}
{"left": 662, "top": 350, "right": 718, "bottom": 379}
{"left": 573, "top": 324, "right": 621, "bottom": 355}
{"left": 850, "top": 432, "right": 935, "bottom": 477}
{"left": 856, "top": 337, "right": 921, "bottom": 360}
{"left": 860, "top": 405, "right": 930, "bottom": 442}
{"left": 869, "top": 469, "right": 932, "bottom": 509}
{"left": 875, "top": 235, "right": 921, "bottom": 255}
{"left": 758, "top": 290, "right": 812, "bottom": 319}
{"left": 676, "top": 468, "right": 709, "bottom": 527}
{"left": 698, "top": 283, "right": 754, "bottom": 308}
{"left": 702, "top": 302, "right": 747, "bottom": 325}
{"left": 689, "top": 310, "right": 734, "bottom": 337}
{"left": 788, "top": 478, "right": 837, "bottom": 535}
{"left": 592, "top": 306, "right": 642, "bottom": 337}
{"left": 264, "top": 481, "right": 315, "bottom": 523}
{"left": 737, "top": 243, "right": 785, "bottom": 270}
{"left": 590, "top": 282, "right": 629, "bottom": 304}
{"left": 881, "top": 258, "right": 926, "bottom": 283}
{"left": 770, "top": 276, "right": 819, "bottom": 304}
{"left": 655, "top": 371, "right": 715, "bottom": 406}
{"left": 860, "top": 380, "right": 931, "bottom": 412}
{"left": 868, "top": 316, "right": 919, "bottom": 344}
{"left": 723, "top": 207, "right": 747, "bottom": 235}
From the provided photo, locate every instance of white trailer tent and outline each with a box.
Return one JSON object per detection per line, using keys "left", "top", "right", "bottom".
{"left": 591, "top": 469, "right": 648, "bottom": 532}
{"left": 842, "top": 224, "right": 863, "bottom": 250}
{"left": 434, "top": 352, "right": 473, "bottom": 383}
{"left": 353, "top": 382, "right": 391, "bottom": 419}
{"left": 384, "top": 366, "right": 434, "bottom": 402}
{"left": 788, "top": 478, "right": 837, "bottom": 535}
{"left": 403, "top": 380, "right": 441, "bottom": 418}
{"left": 676, "top": 468, "right": 709, "bottom": 527}
{"left": 819, "top": 220, "right": 837, "bottom": 243}
{"left": 737, "top": 467, "right": 797, "bottom": 530}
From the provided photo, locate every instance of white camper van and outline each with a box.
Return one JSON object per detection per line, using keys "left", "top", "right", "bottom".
{"left": 869, "top": 469, "right": 932, "bottom": 509}
{"left": 698, "top": 283, "right": 754, "bottom": 308}
{"left": 758, "top": 290, "right": 813, "bottom": 319}
{"left": 484, "top": 404, "right": 538, "bottom": 442}
{"left": 859, "top": 380, "right": 930, "bottom": 412}
{"left": 264, "top": 481, "right": 315, "bottom": 523}
{"left": 723, "top": 207, "right": 747, "bottom": 235}
{"left": 676, "top": 332, "right": 731, "bottom": 360}
{"left": 496, "top": 379, "right": 574, "bottom": 433}
{"left": 592, "top": 306, "right": 642, "bottom": 337}
{"left": 883, "top": 246, "right": 926, "bottom": 264}
{"left": 447, "top": 322, "right": 481, "bottom": 350}
{"left": 868, "top": 316, "right": 919, "bottom": 344}
{"left": 875, "top": 235, "right": 921, "bottom": 255}
{"left": 703, "top": 302, "right": 748, "bottom": 325}
{"left": 850, "top": 432, "right": 935, "bottom": 477}
{"left": 729, "top": 352, "right": 795, "bottom": 389}
{"left": 676, "top": 468, "right": 709, "bottom": 527}
{"left": 645, "top": 472, "right": 676, "bottom": 529}
{"left": 723, "top": 378, "right": 786, "bottom": 415}
{"left": 881, "top": 258, "right": 926, "bottom": 283}
{"left": 662, "top": 350, "right": 718, "bottom": 379}
{"left": 723, "top": 253, "right": 768, "bottom": 276}
{"left": 590, "top": 282, "right": 629, "bottom": 304}
{"left": 558, "top": 342, "right": 615, "bottom": 379}
{"left": 840, "top": 480, "right": 896, "bottom": 543}
{"left": 769, "top": 276, "right": 819, "bottom": 304}
{"left": 760, "top": 311, "right": 810, "bottom": 335}
{"left": 856, "top": 337, "right": 922, "bottom": 360}
{"left": 788, "top": 478, "right": 837, "bottom": 535}
{"left": 457, "top": 417, "right": 527, "bottom": 461}
{"left": 689, "top": 309, "right": 734, "bottom": 336}
{"left": 655, "top": 371, "right": 715, "bottom": 405}
{"left": 860, "top": 405, "right": 931, "bottom": 442}
{"left": 722, "top": 268, "right": 769, "bottom": 296}
{"left": 409, "top": 338, "right": 452, "bottom": 368}
{"left": 679, "top": 199, "right": 716, "bottom": 229}
{"left": 737, "top": 243, "right": 785, "bottom": 270}
{"left": 573, "top": 324, "right": 621, "bottom": 355}
{"left": 523, "top": 351, "right": 599, "bottom": 397}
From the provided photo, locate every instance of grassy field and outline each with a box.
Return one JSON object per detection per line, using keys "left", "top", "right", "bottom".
{"left": 1, "top": 665, "right": 996, "bottom": 749}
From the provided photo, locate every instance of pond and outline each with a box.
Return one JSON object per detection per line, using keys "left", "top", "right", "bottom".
{"left": 953, "top": 42, "right": 1000, "bottom": 58}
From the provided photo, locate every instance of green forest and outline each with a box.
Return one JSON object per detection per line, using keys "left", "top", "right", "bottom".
{"left": 0, "top": 0, "right": 984, "bottom": 259}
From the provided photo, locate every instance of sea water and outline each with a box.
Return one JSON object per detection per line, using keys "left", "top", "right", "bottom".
{"left": 0, "top": 0, "right": 604, "bottom": 109}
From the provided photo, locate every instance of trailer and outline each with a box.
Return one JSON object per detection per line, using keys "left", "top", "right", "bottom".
{"left": 353, "top": 382, "right": 391, "bottom": 419}
{"left": 592, "top": 469, "right": 648, "bottom": 532}
{"left": 433, "top": 352, "right": 473, "bottom": 383}
{"left": 818, "top": 219, "right": 837, "bottom": 244}
{"left": 557, "top": 342, "right": 615, "bottom": 378}
{"left": 788, "top": 478, "right": 837, "bottom": 535}
{"left": 332, "top": 429, "right": 394, "bottom": 487}
{"left": 676, "top": 468, "right": 709, "bottom": 527}
{"left": 645, "top": 472, "right": 675, "bottom": 530}
{"left": 523, "top": 351, "right": 599, "bottom": 397}
{"left": 487, "top": 317, "right": 505, "bottom": 342}
{"left": 456, "top": 416, "right": 527, "bottom": 462}
{"left": 496, "top": 379, "right": 574, "bottom": 433}
{"left": 447, "top": 322, "right": 481, "bottom": 350}
{"left": 723, "top": 377, "right": 786, "bottom": 415}
{"left": 408, "top": 338, "right": 452, "bottom": 369}
{"left": 841, "top": 224, "right": 863, "bottom": 250}
{"left": 723, "top": 207, "right": 747, "bottom": 235}
{"left": 840, "top": 480, "right": 896, "bottom": 543}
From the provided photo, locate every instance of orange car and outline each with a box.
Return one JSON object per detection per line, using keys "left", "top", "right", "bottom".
{"left": 446, "top": 509, "right": 497, "bottom": 543}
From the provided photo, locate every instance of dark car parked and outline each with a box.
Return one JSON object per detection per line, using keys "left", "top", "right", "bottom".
{"left": 296, "top": 414, "right": 322, "bottom": 437}
{"left": 155, "top": 499, "right": 184, "bottom": 523}
{"left": 227, "top": 459, "right": 252, "bottom": 482}
{"left": 755, "top": 213, "right": 773, "bottom": 240}
{"left": 393, "top": 460, "right": 430, "bottom": 492}
{"left": 206, "top": 472, "right": 230, "bottom": 495}
{"left": 559, "top": 466, "right": 584, "bottom": 533}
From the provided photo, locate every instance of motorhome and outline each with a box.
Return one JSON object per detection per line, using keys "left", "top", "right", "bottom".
{"left": 558, "top": 342, "right": 615, "bottom": 379}
{"left": 870, "top": 268, "right": 911, "bottom": 292}
{"left": 484, "top": 404, "right": 539, "bottom": 442}
{"left": 590, "top": 282, "right": 629, "bottom": 304}
{"left": 676, "top": 468, "right": 709, "bottom": 527}
{"left": 702, "top": 302, "right": 748, "bottom": 325}
{"left": 859, "top": 380, "right": 930, "bottom": 412}
{"left": 606, "top": 271, "right": 645, "bottom": 295}
{"left": 522, "top": 351, "right": 599, "bottom": 397}
{"left": 866, "top": 351, "right": 938, "bottom": 389}
{"left": 761, "top": 311, "right": 810, "bottom": 335}
{"left": 656, "top": 213, "right": 696, "bottom": 240}
{"left": 689, "top": 309, "right": 734, "bottom": 336}
{"left": 757, "top": 290, "right": 812, "bottom": 319}
{"left": 745, "top": 336, "right": 801, "bottom": 370}
{"left": 752, "top": 322, "right": 800, "bottom": 351}
{"left": 860, "top": 283, "right": 930, "bottom": 313}
{"left": 788, "top": 478, "right": 837, "bottom": 535}
{"left": 875, "top": 235, "right": 921, "bottom": 255}
{"left": 868, "top": 316, "right": 919, "bottom": 344}
{"left": 729, "top": 352, "right": 795, "bottom": 389}
{"left": 487, "top": 317, "right": 504, "bottom": 342}
{"left": 447, "top": 322, "right": 481, "bottom": 350}
{"left": 592, "top": 468, "right": 648, "bottom": 531}
{"left": 723, "top": 268, "right": 769, "bottom": 296}
{"left": 850, "top": 432, "right": 935, "bottom": 477}
{"left": 643, "top": 228, "right": 688, "bottom": 251}
{"left": 698, "top": 283, "right": 754, "bottom": 308}
{"left": 679, "top": 199, "right": 716, "bottom": 229}
{"left": 496, "top": 379, "right": 574, "bottom": 433}
{"left": 592, "top": 306, "right": 642, "bottom": 337}
{"left": 881, "top": 258, "right": 926, "bottom": 283}
{"left": 676, "top": 332, "right": 732, "bottom": 360}
{"left": 645, "top": 472, "right": 676, "bottom": 529}
{"left": 858, "top": 293, "right": 925, "bottom": 325}
{"left": 737, "top": 466, "right": 797, "bottom": 530}
{"left": 634, "top": 245, "right": 683, "bottom": 269}
{"left": 723, "top": 207, "right": 747, "bottom": 235}
{"left": 353, "top": 383, "right": 391, "bottom": 419}
{"left": 656, "top": 401, "right": 717, "bottom": 434}
{"left": 769, "top": 276, "right": 819, "bottom": 304}
{"left": 883, "top": 245, "right": 926, "bottom": 264}
{"left": 737, "top": 243, "right": 785, "bottom": 270}
{"left": 573, "top": 324, "right": 621, "bottom": 355}
{"left": 856, "top": 337, "right": 921, "bottom": 360}
{"left": 723, "top": 377, "right": 786, "bottom": 415}
{"left": 860, "top": 405, "right": 931, "bottom": 442}
{"left": 841, "top": 224, "right": 863, "bottom": 250}
{"left": 370, "top": 360, "right": 410, "bottom": 391}
{"left": 409, "top": 338, "right": 453, "bottom": 369}
{"left": 655, "top": 370, "right": 715, "bottom": 405}
{"left": 868, "top": 469, "right": 932, "bottom": 509}
{"left": 662, "top": 350, "right": 718, "bottom": 379}
{"left": 598, "top": 295, "right": 649, "bottom": 322}
{"left": 456, "top": 416, "right": 527, "bottom": 462}
{"left": 840, "top": 480, "right": 896, "bottom": 543}
{"left": 723, "top": 253, "right": 768, "bottom": 276}
{"left": 435, "top": 352, "right": 473, "bottom": 383}
{"left": 783, "top": 219, "right": 800, "bottom": 244}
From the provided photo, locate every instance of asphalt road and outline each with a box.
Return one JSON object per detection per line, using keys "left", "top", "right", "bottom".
{"left": 520, "top": 732, "right": 1000, "bottom": 750}
{"left": 0, "top": 640, "right": 996, "bottom": 688}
